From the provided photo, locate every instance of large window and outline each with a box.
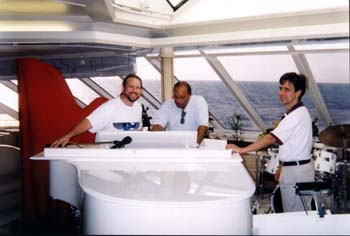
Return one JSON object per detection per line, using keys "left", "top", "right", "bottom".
{"left": 0, "top": 40, "right": 349, "bottom": 132}
{"left": 306, "top": 52, "right": 350, "bottom": 126}
{"left": 0, "top": 83, "right": 18, "bottom": 128}
{"left": 173, "top": 57, "right": 257, "bottom": 130}
{"left": 219, "top": 54, "right": 320, "bottom": 129}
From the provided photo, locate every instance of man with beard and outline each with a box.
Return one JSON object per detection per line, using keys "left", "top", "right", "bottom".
{"left": 51, "top": 74, "right": 143, "bottom": 147}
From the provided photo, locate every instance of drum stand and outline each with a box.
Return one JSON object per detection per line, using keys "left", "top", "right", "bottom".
{"left": 252, "top": 151, "right": 273, "bottom": 214}
{"left": 295, "top": 181, "right": 332, "bottom": 217}
{"left": 336, "top": 148, "right": 349, "bottom": 213}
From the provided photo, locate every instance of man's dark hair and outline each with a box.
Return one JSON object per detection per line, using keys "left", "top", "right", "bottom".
{"left": 279, "top": 72, "right": 307, "bottom": 101}
{"left": 174, "top": 81, "right": 192, "bottom": 95}
{"left": 123, "top": 74, "right": 143, "bottom": 89}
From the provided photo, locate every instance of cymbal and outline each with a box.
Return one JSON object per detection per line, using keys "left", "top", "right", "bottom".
{"left": 319, "top": 124, "right": 350, "bottom": 148}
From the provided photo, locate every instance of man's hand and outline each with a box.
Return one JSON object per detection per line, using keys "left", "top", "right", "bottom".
{"left": 226, "top": 143, "right": 244, "bottom": 154}
{"left": 274, "top": 165, "right": 282, "bottom": 182}
{"left": 50, "top": 118, "right": 92, "bottom": 148}
{"left": 151, "top": 124, "right": 164, "bottom": 131}
{"left": 50, "top": 134, "right": 71, "bottom": 148}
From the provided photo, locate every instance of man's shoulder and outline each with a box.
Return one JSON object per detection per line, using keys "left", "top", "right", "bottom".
{"left": 133, "top": 101, "right": 142, "bottom": 109}
{"left": 106, "top": 96, "right": 121, "bottom": 103}
{"left": 192, "top": 95, "right": 208, "bottom": 105}
{"left": 161, "top": 99, "right": 176, "bottom": 107}
{"left": 293, "top": 105, "right": 311, "bottom": 118}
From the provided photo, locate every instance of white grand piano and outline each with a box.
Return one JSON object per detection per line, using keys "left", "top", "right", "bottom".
{"left": 31, "top": 131, "right": 255, "bottom": 235}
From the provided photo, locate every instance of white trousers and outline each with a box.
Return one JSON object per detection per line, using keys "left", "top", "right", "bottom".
{"left": 280, "top": 162, "right": 315, "bottom": 212}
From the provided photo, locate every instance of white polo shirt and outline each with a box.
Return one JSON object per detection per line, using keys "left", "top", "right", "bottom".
{"left": 151, "top": 95, "right": 208, "bottom": 131}
{"left": 271, "top": 106, "right": 312, "bottom": 162}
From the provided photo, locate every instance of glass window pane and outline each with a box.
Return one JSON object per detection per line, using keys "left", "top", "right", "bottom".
{"left": 189, "top": 80, "right": 258, "bottom": 131}
{"left": 306, "top": 52, "right": 350, "bottom": 125}
{"left": 306, "top": 53, "right": 349, "bottom": 83}
{"left": 219, "top": 54, "right": 297, "bottom": 82}
{"left": 0, "top": 83, "right": 18, "bottom": 111}
{"left": 219, "top": 55, "right": 321, "bottom": 129}
{"left": 174, "top": 57, "right": 257, "bottom": 130}
{"left": 174, "top": 57, "right": 220, "bottom": 81}
{"left": 91, "top": 76, "right": 122, "bottom": 97}
{"left": 0, "top": 114, "right": 18, "bottom": 128}
{"left": 136, "top": 57, "right": 161, "bottom": 101}
{"left": 66, "top": 79, "right": 99, "bottom": 105}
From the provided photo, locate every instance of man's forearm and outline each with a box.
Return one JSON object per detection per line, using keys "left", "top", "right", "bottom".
{"left": 68, "top": 118, "right": 93, "bottom": 139}
{"left": 197, "top": 125, "right": 208, "bottom": 145}
{"left": 241, "top": 133, "right": 277, "bottom": 154}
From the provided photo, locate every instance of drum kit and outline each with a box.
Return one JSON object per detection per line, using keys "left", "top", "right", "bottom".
{"left": 255, "top": 124, "right": 350, "bottom": 214}
{"left": 317, "top": 124, "right": 350, "bottom": 214}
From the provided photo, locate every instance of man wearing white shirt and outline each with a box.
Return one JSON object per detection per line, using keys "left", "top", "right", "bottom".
{"left": 227, "top": 72, "right": 314, "bottom": 212}
{"left": 151, "top": 81, "right": 209, "bottom": 145}
{"left": 51, "top": 74, "right": 143, "bottom": 147}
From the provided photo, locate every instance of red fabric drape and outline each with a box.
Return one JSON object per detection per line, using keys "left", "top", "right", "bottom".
{"left": 17, "top": 58, "right": 107, "bottom": 219}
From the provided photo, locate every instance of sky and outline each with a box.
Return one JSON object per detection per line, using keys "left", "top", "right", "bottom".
{"left": 136, "top": 51, "right": 349, "bottom": 83}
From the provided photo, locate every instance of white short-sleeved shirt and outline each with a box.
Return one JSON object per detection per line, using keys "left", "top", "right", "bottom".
{"left": 151, "top": 95, "right": 209, "bottom": 131}
{"left": 87, "top": 96, "right": 142, "bottom": 139}
{"left": 271, "top": 106, "right": 312, "bottom": 162}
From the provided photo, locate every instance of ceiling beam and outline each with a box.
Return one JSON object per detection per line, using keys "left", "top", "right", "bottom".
{"left": 0, "top": 102, "right": 18, "bottom": 120}
{"left": 288, "top": 45, "right": 333, "bottom": 126}
{"left": 80, "top": 77, "right": 114, "bottom": 99}
{"left": 0, "top": 81, "right": 17, "bottom": 92}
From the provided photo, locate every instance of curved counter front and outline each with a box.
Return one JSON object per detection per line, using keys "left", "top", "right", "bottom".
{"left": 31, "top": 133, "right": 255, "bottom": 235}
{"left": 78, "top": 162, "right": 255, "bottom": 235}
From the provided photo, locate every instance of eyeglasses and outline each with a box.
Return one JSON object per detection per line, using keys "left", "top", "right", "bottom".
{"left": 180, "top": 110, "right": 186, "bottom": 124}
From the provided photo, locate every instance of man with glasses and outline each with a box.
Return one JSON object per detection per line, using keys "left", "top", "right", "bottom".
{"left": 51, "top": 74, "right": 143, "bottom": 147}
{"left": 151, "top": 81, "right": 209, "bottom": 145}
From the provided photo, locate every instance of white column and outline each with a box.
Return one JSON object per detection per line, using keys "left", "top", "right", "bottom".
{"left": 160, "top": 47, "right": 174, "bottom": 102}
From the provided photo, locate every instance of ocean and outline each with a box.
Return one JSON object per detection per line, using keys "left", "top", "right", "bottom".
{"left": 1, "top": 79, "right": 348, "bottom": 132}
{"left": 142, "top": 80, "right": 350, "bottom": 132}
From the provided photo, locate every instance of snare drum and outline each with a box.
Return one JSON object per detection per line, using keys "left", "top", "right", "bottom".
{"left": 313, "top": 149, "right": 337, "bottom": 178}
{"left": 265, "top": 148, "right": 279, "bottom": 175}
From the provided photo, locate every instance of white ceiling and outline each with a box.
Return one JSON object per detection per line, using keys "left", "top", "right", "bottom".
{"left": 0, "top": 0, "right": 348, "bottom": 58}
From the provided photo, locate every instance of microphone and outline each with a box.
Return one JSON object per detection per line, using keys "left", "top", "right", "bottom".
{"left": 110, "top": 136, "right": 132, "bottom": 149}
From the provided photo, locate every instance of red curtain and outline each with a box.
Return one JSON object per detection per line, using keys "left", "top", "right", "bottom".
{"left": 17, "top": 58, "right": 107, "bottom": 219}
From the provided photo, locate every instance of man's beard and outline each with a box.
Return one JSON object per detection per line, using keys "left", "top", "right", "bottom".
{"left": 123, "top": 92, "right": 140, "bottom": 103}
